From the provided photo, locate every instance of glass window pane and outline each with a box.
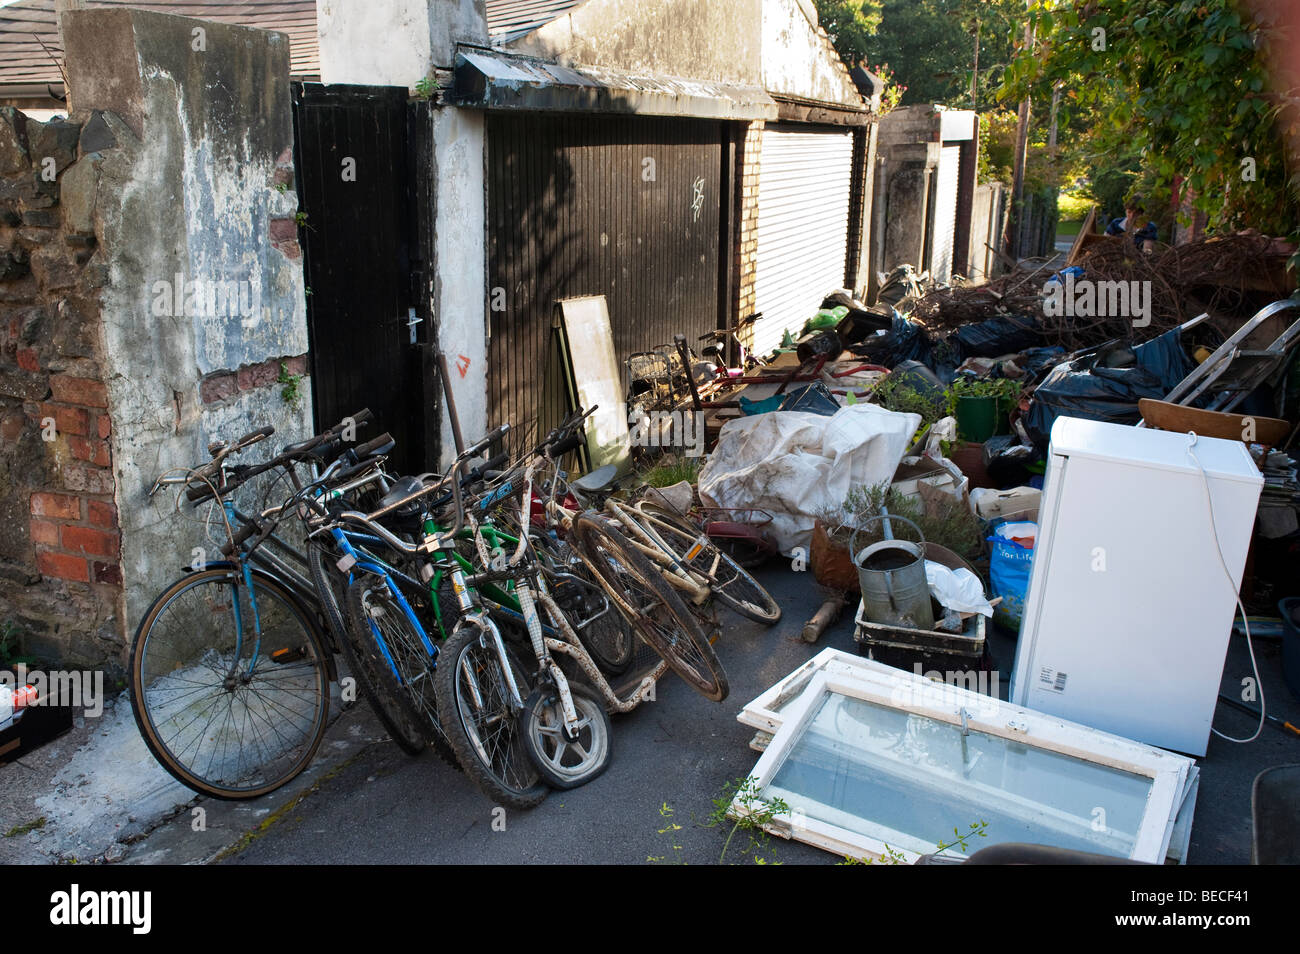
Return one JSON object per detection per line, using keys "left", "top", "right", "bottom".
{"left": 767, "top": 691, "right": 1154, "bottom": 858}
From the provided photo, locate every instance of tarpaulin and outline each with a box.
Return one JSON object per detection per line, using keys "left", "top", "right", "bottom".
{"left": 698, "top": 403, "right": 921, "bottom": 554}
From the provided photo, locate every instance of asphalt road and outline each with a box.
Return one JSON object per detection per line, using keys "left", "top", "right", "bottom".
{"left": 215, "top": 565, "right": 1299, "bottom": 865}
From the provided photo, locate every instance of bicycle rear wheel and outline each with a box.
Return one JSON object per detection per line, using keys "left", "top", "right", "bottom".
{"left": 344, "top": 575, "right": 458, "bottom": 767}
{"left": 308, "top": 543, "right": 427, "bottom": 757}
{"left": 569, "top": 513, "right": 728, "bottom": 702}
{"left": 635, "top": 503, "right": 782, "bottom": 625}
{"left": 129, "top": 567, "right": 329, "bottom": 800}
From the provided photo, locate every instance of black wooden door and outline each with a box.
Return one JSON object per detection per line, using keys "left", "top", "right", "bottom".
{"left": 487, "top": 114, "right": 728, "bottom": 449}
{"left": 291, "top": 83, "right": 434, "bottom": 473}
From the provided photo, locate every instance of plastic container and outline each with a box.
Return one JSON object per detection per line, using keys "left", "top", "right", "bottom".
{"left": 955, "top": 394, "right": 998, "bottom": 442}
{"left": 1279, "top": 597, "right": 1300, "bottom": 701}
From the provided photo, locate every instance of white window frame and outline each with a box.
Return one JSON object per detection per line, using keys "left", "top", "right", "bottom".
{"left": 735, "top": 664, "right": 1193, "bottom": 865}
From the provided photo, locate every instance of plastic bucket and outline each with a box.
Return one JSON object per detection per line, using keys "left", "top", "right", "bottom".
{"left": 1279, "top": 597, "right": 1300, "bottom": 701}
{"left": 851, "top": 515, "right": 934, "bottom": 631}
{"left": 955, "top": 395, "right": 998, "bottom": 442}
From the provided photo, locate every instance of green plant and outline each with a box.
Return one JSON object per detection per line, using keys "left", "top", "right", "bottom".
{"left": 294, "top": 211, "right": 309, "bottom": 228}
{"left": 646, "top": 801, "right": 685, "bottom": 864}
{"left": 277, "top": 360, "right": 304, "bottom": 409}
{"left": 944, "top": 376, "right": 1022, "bottom": 419}
{"left": 829, "top": 481, "right": 984, "bottom": 562}
{"left": 868, "top": 376, "right": 947, "bottom": 431}
{"left": 0, "top": 621, "right": 36, "bottom": 668}
{"left": 274, "top": 182, "right": 289, "bottom": 194}
{"left": 707, "top": 775, "right": 790, "bottom": 865}
{"left": 5, "top": 816, "right": 46, "bottom": 838}
{"left": 841, "top": 819, "right": 989, "bottom": 864}
{"left": 641, "top": 455, "right": 701, "bottom": 488}
{"left": 414, "top": 75, "right": 436, "bottom": 101}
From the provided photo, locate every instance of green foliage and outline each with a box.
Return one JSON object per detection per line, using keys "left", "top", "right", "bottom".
{"left": 813, "top": 0, "right": 884, "bottom": 67}
{"left": 841, "top": 820, "right": 989, "bottom": 864}
{"left": 5, "top": 816, "right": 46, "bottom": 838}
{"left": 277, "top": 360, "right": 304, "bottom": 409}
{"left": 414, "top": 75, "right": 436, "bottom": 101}
{"left": 641, "top": 456, "right": 701, "bottom": 488}
{"left": 708, "top": 775, "right": 790, "bottom": 865}
{"left": 835, "top": 481, "right": 985, "bottom": 561}
{"left": 0, "top": 621, "right": 36, "bottom": 668}
{"left": 869, "top": 377, "right": 947, "bottom": 430}
{"left": 1000, "top": 0, "right": 1299, "bottom": 238}
{"left": 944, "top": 375, "right": 1022, "bottom": 418}
{"left": 1057, "top": 188, "right": 1093, "bottom": 221}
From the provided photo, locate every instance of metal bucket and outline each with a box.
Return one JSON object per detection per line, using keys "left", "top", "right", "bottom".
{"left": 851, "top": 514, "right": 934, "bottom": 631}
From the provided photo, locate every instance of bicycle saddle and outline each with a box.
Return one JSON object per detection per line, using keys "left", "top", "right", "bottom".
{"left": 571, "top": 464, "right": 618, "bottom": 494}
{"left": 376, "top": 475, "right": 425, "bottom": 531}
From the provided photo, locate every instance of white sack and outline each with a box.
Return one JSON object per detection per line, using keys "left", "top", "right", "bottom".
{"left": 698, "top": 403, "right": 920, "bottom": 554}
{"left": 925, "top": 561, "right": 994, "bottom": 617}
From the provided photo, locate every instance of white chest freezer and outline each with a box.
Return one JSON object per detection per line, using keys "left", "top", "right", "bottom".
{"left": 1009, "top": 416, "right": 1262, "bottom": 755}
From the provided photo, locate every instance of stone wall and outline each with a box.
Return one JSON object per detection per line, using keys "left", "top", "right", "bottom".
{"left": 0, "top": 108, "right": 123, "bottom": 668}
{"left": 0, "top": 9, "right": 312, "bottom": 669}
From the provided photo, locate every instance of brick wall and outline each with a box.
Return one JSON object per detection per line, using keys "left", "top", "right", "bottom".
{"left": 732, "top": 120, "right": 763, "bottom": 348}
{"left": 0, "top": 107, "right": 123, "bottom": 669}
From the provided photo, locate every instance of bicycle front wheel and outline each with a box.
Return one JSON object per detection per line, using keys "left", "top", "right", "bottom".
{"left": 635, "top": 503, "right": 782, "bottom": 625}
{"left": 434, "top": 622, "right": 547, "bottom": 809}
{"left": 570, "top": 513, "right": 728, "bottom": 702}
{"left": 129, "top": 568, "right": 329, "bottom": 800}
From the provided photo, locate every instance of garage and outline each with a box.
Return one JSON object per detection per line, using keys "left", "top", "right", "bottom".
{"left": 750, "top": 124, "right": 856, "bottom": 355}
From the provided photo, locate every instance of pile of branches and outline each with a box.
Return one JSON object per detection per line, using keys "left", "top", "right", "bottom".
{"left": 908, "top": 233, "right": 1296, "bottom": 353}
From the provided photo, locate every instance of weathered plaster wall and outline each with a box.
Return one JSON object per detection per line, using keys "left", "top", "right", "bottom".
{"left": 761, "top": 0, "right": 863, "bottom": 107}
{"left": 431, "top": 107, "right": 488, "bottom": 467}
{"left": 508, "top": 0, "right": 763, "bottom": 87}
{"left": 317, "top": 0, "right": 487, "bottom": 86}
{"left": 62, "top": 8, "right": 312, "bottom": 641}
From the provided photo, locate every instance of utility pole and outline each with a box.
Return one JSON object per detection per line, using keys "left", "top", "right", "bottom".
{"left": 971, "top": 17, "right": 980, "bottom": 109}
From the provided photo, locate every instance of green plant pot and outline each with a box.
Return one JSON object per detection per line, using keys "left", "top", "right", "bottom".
{"left": 955, "top": 395, "right": 998, "bottom": 442}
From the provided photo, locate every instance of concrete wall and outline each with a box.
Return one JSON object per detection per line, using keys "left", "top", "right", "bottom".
{"left": 317, "top": 0, "right": 487, "bottom": 87}
{"left": 509, "top": 0, "right": 764, "bottom": 87}
{"left": 761, "top": 0, "right": 863, "bottom": 107}
{"left": 60, "top": 8, "right": 312, "bottom": 646}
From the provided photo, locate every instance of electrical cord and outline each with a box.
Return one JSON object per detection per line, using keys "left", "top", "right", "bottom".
{"left": 1186, "top": 431, "right": 1265, "bottom": 744}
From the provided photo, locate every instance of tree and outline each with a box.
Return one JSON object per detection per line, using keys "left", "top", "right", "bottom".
{"left": 814, "top": 0, "right": 884, "bottom": 67}
{"left": 1001, "top": 0, "right": 1299, "bottom": 238}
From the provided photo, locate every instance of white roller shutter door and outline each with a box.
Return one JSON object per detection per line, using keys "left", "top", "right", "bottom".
{"left": 750, "top": 125, "right": 854, "bottom": 356}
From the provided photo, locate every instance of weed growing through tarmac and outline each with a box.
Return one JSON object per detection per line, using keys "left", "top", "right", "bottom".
{"left": 648, "top": 775, "right": 789, "bottom": 865}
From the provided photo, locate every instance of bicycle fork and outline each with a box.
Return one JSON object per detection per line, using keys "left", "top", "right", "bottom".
{"left": 444, "top": 553, "right": 526, "bottom": 714}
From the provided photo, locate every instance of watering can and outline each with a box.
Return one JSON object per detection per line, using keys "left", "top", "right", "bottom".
{"left": 850, "top": 511, "right": 934, "bottom": 631}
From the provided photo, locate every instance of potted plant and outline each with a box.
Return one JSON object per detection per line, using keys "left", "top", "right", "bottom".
{"left": 946, "top": 377, "right": 1022, "bottom": 442}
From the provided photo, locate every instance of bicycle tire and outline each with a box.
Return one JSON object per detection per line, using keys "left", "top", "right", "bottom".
{"left": 635, "top": 504, "right": 782, "bottom": 625}
{"left": 538, "top": 537, "right": 637, "bottom": 676}
{"left": 344, "top": 575, "right": 459, "bottom": 768}
{"left": 434, "top": 621, "right": 547, "bottom": 809}
{"left": 129, "top": 567, "right": 329, "bottom": 800}
{"left": 308, "top": 543, "right": 427, "bottom": 757}
{"left": 519, "top": 681, "right": 612, "bottom": 790}
{"left": 569, "top": 513, "right": 728, "bottom": 702}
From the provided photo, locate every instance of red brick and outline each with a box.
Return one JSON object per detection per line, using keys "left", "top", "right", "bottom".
{"left": 37, "top": 550, "right": 88, "bottom": 582}
{"left": 62, "top": 465, "right": 114, "bottom": 495}
{"left": 283, "top": 354, "right": 308, "bottom": 377}
{"left": 269, "top": 217, "right": 298, "bottom": 243}
{"left": 92, "top": 561, "right": 122, "bottom": 586}
{"left": 95, "top": 413, "right": 111, "bottom": 439}
{"left": 237, "top": 360, "right": 277, "bottom": 391}
{"left": 16, "top": 347, "right": 39, "bottom": 372}
{"left": 87, "top": 499, "right": 117, "bottom": 528}
{"left": 69, "top": 435, "right": 111, "bottom": 466}
{"left": 29, "top": 518, "right": 59, "bottom": 546}
{"left": 31, "top": 491, "right": 80, "bottom": 519}
{"left": 272, "top": 239, "right": 302, "bottom": 260}
{"left": 61, "top": 525, "right": 119, "bottom": 559}
{"left": 49, "top": 373, "right": 108, "bottom": 408}
{"left": 39, "top": 403, "right": 88, "bottom": 436}
{"left": 200, "top": 371, "right": 237, "bottom": 405}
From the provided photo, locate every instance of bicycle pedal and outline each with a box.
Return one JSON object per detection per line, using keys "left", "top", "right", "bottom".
{"left": 270, "top": 645, "right": 308, "bottom": 664}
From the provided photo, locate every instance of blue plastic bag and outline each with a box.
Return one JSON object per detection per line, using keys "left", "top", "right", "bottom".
{"left": 988, "top": 519, "right": 1037, "bottom": 632}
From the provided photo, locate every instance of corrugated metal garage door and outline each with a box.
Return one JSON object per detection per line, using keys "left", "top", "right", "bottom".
{"left": 487, "top": 114, "right": 725, "bottom": 451}
{"left": 750, "top": 125, "right": 854, "bottom": 356}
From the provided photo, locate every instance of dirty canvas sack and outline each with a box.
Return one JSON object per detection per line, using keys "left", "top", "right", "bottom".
{"left": 699, "top": 403, "right": 920, "bottom": 554}
{"left": 988, "top": 518, "right": 1037, "bottom": 632}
